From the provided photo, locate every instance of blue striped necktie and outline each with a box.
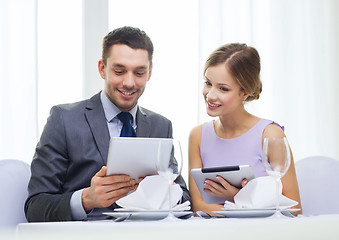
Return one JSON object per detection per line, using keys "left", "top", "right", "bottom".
{"left": 117, "top": 112, "right": 136, "bottom": 137}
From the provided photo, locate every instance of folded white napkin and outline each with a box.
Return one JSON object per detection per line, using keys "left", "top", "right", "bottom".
{"left": 116, "top": 175, "right": 190, "bottom": 211}
{"left": 224, "top": 176, "right": 298, "bottom": 209}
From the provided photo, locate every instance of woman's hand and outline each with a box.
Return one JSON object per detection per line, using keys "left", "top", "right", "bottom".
{"left": 203, "top": 176, "right": 248, "bottom": 202}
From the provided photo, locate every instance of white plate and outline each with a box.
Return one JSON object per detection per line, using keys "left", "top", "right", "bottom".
{"left": 221, "top": 207, "right": 275, "bottom": 211}
{"left": 114, "top": 208, "right": 185, "bottom": 212}
{"left": 103, "top": 211, "right": 193, "bottom": 220}
{"left": 213, "top": 209, "right": 299, "bottom": 218}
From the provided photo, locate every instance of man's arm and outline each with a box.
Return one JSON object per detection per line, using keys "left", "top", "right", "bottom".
{"left": 25, "top": 106, "right": 137, "bottom": 222}
{"left": 25, "top": 106, "right": 73, "bottom": 221}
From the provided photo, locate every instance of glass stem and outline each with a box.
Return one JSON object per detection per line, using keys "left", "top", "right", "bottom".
{"left": 275, "top": 178, "right": 280, "bottom": 211}
{"left": 168, "top": 181, "right": 173, "bottom": 215}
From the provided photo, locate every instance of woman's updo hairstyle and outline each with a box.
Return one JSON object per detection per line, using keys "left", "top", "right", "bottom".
{"left": 203, "top": 43, "right": 262, "bottom": 102}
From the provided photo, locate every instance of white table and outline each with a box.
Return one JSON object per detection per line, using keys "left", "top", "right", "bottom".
{"left": 15, "top": 215, "right": 339, "bottom": 240}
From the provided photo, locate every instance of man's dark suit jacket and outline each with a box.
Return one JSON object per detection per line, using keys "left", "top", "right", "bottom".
{"left": 25, "top": 92, "right": 190, "bottom": 222}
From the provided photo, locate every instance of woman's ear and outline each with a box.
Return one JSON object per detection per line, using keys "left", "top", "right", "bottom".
{"left": 241, "top": 89, "right": 249, "bottom": 102}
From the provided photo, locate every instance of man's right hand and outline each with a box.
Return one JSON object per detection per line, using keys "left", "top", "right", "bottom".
{"left": 82, "top": 166, "right": 136, "bottom": 212}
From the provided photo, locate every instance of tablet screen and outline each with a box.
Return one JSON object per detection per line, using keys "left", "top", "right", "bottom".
{"left": 106, "top": 137, "right": 173, "bottom": 181}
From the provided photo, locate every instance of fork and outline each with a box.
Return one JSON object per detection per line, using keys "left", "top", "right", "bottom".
{"left": 113, "top": 213, "right": 132, "bottom": 222}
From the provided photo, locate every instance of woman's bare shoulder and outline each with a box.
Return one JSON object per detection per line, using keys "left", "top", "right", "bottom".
{"left": 263, "top": 122, "right": 286, "bottom": 139}
{"left": 189, "top": 124, "right": 203, "bottom": 144}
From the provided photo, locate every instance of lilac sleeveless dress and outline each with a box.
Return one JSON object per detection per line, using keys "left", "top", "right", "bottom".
{"left": 200, "top": 119, "right": 281, "bottom": 178}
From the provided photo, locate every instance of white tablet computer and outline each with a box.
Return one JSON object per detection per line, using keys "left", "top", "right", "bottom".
{"left": 106, "top": 137, "right": 173, "bottom": 181}
{"left": 191, "top": 165, "right": 255, "bottom": 204}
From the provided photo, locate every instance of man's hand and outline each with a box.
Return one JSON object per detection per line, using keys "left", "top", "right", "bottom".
{"left": 82, "top": 166, "right": 136, "bottom": 212}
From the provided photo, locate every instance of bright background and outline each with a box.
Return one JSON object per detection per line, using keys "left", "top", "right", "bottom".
{"left": 1, "top": 0, "right": 339, "bottom": 183}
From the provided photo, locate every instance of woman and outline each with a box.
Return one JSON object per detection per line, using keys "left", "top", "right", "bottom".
{"left": 188, "top": 43, "right": 301, "bottom": 216}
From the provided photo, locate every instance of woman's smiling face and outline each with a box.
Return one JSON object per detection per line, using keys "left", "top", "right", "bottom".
{"left": 203, "top": 63, "right": 247, "bottom": 117}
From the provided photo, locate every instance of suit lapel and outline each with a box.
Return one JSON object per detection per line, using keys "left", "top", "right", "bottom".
{"left": 85, "top": 93, "right": 110, "bottom": 164}
{"left": 136, "top": 106, "right": 151, "bottom": 137}
{"left": 84, "top": 98, "right": 151, "bottom": 163}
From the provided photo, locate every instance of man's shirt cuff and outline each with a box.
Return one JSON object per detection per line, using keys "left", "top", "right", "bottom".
{"left": 70, "top": 189, "right": 87, "bottom": 220}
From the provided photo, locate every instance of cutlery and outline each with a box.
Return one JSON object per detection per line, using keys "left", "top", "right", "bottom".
{"left": 113, "top": 213, "right": 131, "bottom": 222}
{"left": 178, "top": 212, "right": 195, "bottom": 219}
{"left": 196, "top": 211, "right": 212, "bottom": 218}
{"left": 281, "top": 210, "right": 295, "bottom": 218}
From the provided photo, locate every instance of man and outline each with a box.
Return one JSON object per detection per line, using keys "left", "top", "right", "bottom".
{"left": 25, "top": 26, "right": 190, "bottom": 221}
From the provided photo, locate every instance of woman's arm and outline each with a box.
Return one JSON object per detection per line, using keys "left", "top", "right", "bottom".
{"left": 263, "top": 124, "right": 302, "bottom": 214}
{"left": 188, "top": 125, "right": 224, "bottom": 216}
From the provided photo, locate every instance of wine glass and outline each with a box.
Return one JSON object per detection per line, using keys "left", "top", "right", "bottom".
{"left": 262, "top": 137, "right": 291, "bottom": 217}
{"left": 156, "top": 138, "right": 183, "bottom": 221}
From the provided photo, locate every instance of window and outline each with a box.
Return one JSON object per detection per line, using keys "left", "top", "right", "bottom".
{"left": 109, "top": 0, "right": 200, "bottom": 181}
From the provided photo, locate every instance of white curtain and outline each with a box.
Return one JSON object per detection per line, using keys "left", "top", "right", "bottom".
{"left": 0, "top": 0, "right": 38, "bottom": 163}
{"left": 36, "top": 0, "right": 83, "bottom": 133}
{"left": 199, "top": 0, "right": 339, "bottom": 162}
{"left": 1, "top": 0, "right": 338, "bottom": 166}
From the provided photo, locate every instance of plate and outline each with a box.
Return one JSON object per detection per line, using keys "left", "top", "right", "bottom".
{"left": 103, "top": 211, "right": 193, "bottom": 220}
{"left": 221, "top": 207, "right": 275, "bottom": 211}
{"left": 114, "top": 208, "right": 184, "bottom": 212}
{"left": 213, "top": 208, "right": 299, "bottom": 218}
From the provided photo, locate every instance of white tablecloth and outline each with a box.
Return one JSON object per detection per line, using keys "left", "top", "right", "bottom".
{"left": 13, "top": 215, "right": 339, "bottom": 240}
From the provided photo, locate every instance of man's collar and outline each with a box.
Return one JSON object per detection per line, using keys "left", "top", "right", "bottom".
{"left": 100, "top": 91, "right": 137, "bottom": 123}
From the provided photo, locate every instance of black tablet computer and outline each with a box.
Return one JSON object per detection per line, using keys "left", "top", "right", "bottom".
{"left": 191, "top": 165, "right": 255, "bottom": 204}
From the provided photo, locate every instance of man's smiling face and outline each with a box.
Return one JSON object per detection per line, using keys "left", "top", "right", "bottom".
{"left": 99, "top": 44, "right": 152, "bottom": 111}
